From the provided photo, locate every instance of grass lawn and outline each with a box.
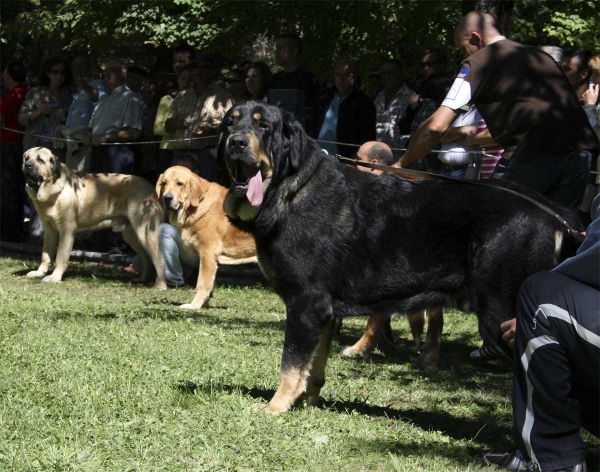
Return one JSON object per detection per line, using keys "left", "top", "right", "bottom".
{"left": 0, "top": 256, "right": 516, "bottom": 471}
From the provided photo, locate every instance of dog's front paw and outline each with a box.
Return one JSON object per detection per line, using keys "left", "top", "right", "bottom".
{"left": 42, "top": 274, "right": 62, "bottom": 283}
{"left": 252, "top": 402, "right": 284, "bottom": 415}
{"left": 341, "top": 345, "right": 361, "bottom": 358}
{"left": 26, "top": 270, "right": 46, "bottom": 278}
{"left": 180, "top": 303, "right": 201, "bottom": 310}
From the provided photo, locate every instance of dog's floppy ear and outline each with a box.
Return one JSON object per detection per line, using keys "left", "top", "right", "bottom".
{"left": 189, "top": 173, "right": 209, "bottom": 208}
{"left": 155, "top": 173, "right": 164, "bottom": 197}
{"left": 216, "top": 115, "right": 232, "bottom": 187}
{"left": 50, "top": 154, "right": 62, "bottom": 180}
{"left": 282, "top": 112, "right": 308, "bottom": 170}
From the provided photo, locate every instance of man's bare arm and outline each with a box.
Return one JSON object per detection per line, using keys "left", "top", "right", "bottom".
{"left": 398, "top": 106, "right": 459, "bottom": 168}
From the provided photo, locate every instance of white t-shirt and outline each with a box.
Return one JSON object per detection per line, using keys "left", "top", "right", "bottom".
{"left": 439, "top": 105, "right": 482, "bottom": 165}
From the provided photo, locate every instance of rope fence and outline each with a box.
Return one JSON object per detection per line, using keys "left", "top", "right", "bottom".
{"left": 2, "top": 126, "right": 598, "bottom": 173}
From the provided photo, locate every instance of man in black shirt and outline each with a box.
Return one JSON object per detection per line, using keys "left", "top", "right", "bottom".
{"left": 267, "top": 33, "right": 320, "bottom": 130}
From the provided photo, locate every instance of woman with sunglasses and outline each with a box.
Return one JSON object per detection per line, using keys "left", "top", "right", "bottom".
{"left": 18, "top": 56, "right": 72, "bottom": 154}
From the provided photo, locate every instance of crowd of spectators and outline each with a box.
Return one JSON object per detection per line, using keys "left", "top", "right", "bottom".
{"left": 1, "top": 29, "right": 598, "bottom": 253}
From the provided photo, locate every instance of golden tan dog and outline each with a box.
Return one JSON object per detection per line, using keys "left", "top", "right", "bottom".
{"left": 22, "top": 147, "right": 167, "bottom": 289}
{"left": 156, "top": 166, "right": 256, "bottom": 308}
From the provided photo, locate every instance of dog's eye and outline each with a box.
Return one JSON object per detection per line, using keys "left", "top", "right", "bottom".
{"left": 258, "top": 122, "right": 269, "bottom": 131}
{"left": 176, "top": 182, "right": 184, "bottom": 187}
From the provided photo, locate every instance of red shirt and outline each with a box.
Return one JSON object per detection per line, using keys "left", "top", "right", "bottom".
{"left": 0, "top": 82, "right": 28, "bottom": 143}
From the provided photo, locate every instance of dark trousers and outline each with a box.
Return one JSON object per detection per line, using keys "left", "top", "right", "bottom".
{"left": 89, "top": 144, "right": 134, "bottom": 252}
{"left": 495, "top": 150, "right": 592, "bottom": 210}
{"left": 512, "top": 271, "right": 599, "bottom": 471}
{"left": 90, "top": 144, "right": 134, "bottom": 174}
{"left": 0, "top": 142, "right": 25, "bottom": 241}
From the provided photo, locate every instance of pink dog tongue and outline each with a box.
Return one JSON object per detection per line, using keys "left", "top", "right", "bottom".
{"left": 246, "top": 170, "right": 263, "bottom": 206}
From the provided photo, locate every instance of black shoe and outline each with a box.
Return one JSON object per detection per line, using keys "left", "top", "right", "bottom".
{"left": 470, "top": 342, "right": 506, "bottom": 362}
{"left": 483, "top": 451, "right": 534, "bottom": 471}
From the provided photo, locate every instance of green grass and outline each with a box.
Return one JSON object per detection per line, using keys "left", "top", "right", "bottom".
{"left": 0, "top": 256, "right": 516, "bottom": 471}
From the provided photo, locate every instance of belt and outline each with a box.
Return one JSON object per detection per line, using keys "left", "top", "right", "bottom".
{"left": 440, "top": 163, "right": 468, "bottom": 171}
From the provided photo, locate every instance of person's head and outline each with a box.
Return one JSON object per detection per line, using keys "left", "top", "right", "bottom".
{"left": 538, "top": 45, "right": 564, "bottom": 64}
{"left": 561, "top": 49, "right": 591, "bottom": 92}
{"left": 126, "top": 66, "right": 147, "bottom": 94}
{"left": 174, "top": 153, "right": 200, "bottom": 174}
{"left": 71, "top": 56, "right": 91, "bottom": 82}
{"left": 421, "top": 73, "right": 453, "bottom": 104}
{"left": 454, "top": 11, "right": 502, "bottom": 59}
{"left": 274, "top": 33, "right": 302, "bottom": 68}
{"left": 356, "top": 141, "right": 395, "bottom": 174}
{"left": 3, "top": 61, "right": 26, "bottom": 87}
{"left": 589, "top": 53, "right": 600, "bottom": 85}
{"left": 422, "top": 47, "right": 446, "bottom": 79}
{"left": 380, "top": 59, "right": 404, "bottom": 94}
{"left": 41, "top": 56, "right": 69, "bottom": 88}
{"left": 243, "top": 61, "right": 272, "bottom": 99}
{"left": 333, "top": 59, "right": 358, "bottom": 97}
{"left": 192, "top": 54, "right": 217, "bottom": 91}
{"left": 177, "top": 64, "right": 195, "bottom": 91}
{"left": 173, "top": 43, "right": 195, "bottom": 75}
{"left": 104, "top": 59, "right": 127, "bottom": 90}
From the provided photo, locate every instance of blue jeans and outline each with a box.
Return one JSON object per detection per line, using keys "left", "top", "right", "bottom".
{"left": 132, "top": 223, "right": 199, "bottom": 286}
{"left": 493, "top": 150, "right": 592, "bottom": 209}
{"left": 438, "top": 167, "right": 466, "bottom": 179}
{"left": 90, "top": 144, "right": 134, "bottom": 174}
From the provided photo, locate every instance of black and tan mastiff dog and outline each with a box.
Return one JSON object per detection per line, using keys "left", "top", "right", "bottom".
{"left": 23, "top": 147, "right": 167, "bottom": 289}
{"left": 218, "top": 101, "right": 580, "bottom": 414}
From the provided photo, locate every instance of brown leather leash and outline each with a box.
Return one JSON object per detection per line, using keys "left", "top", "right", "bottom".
{"left": 336, "top": 155, "right": 586, "bottom": 243}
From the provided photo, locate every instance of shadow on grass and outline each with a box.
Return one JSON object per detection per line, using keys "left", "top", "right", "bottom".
{"left": 173, "top": 380, "right": 512, "bottom": 451}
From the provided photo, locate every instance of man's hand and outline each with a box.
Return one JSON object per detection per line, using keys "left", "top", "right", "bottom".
{"left": 37, "top": 103, "right": 52, "bottom": 116}
{"left": 501, "top": 318, "right": 517, "bottom": 348}
{"left": 409, "top": 93, "right": 420, "bottom": 108}
{"left": 90, "top": 135, "right": 107, "bottom": 146}
{"left": 582, "top": 82, "right": 599, "bottom": 106}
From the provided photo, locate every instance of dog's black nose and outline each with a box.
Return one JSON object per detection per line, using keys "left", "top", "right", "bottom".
{"left": 229, "top": 135, "right": 248, "bottom": 151}
{"left": 163, "top": 194, "right": 173, "bottom": 205}
{"left": 24, "top": 163, "right": 32, "bottom": 170}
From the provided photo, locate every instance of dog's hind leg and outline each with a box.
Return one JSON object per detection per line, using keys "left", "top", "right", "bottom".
{"left": 126, "top": 224, "right": 167, "bottom": 290}
{"left": 304, "top": 316, "right": 336, "bottom": 407}
{"left": 261, "top": 300, "right": 333, "bottom": 414}
{"left": 27, "top": 226, "right": 58, "bottom": 278}
{"left": 408, "top": 311, "right": 425, "bottom": 348}
{"left": 417, "top": 307, "right": 444, "bottom": 365}
{"left": 341, "top": 314, "right": 389, "bottom": 357}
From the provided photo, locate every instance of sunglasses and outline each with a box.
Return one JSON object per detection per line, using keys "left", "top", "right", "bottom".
{"left": 49, "top": 69, "right": 66, "bottom": 76}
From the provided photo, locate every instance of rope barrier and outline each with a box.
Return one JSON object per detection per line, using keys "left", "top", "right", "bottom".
{"left": 0, "top": 126, "right": 217, "bottom": 146}
{"left": 2, "top": 125, "right": 598, "bottom": 173}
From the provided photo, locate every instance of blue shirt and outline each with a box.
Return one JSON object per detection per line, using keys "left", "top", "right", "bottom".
{"left": 317, "top": 94, "right": 345, "bottom": 155}
{"left": 66, "top": 78, "right": 107, "bottom": 128}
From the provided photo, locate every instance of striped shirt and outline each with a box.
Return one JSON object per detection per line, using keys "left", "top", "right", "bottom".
{"left": 168, "top": 83, "right": 234, "bottom": 150}
{"left": 477, "top": 119, "right": 503, "bottom": 179}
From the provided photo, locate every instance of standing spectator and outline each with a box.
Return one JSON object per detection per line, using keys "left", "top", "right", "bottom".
{"left": 153, "top": 43, "right": 196, "bottom": 106}
{"left": 374, "top": 59, "right": 414, "bottom": 160}
{"left": 408, "top": 47, "right": 448, "bottom": 109}
{"left": 85, "top": 59, "right": 142, "bottom": 174}
{"left": 221, "top": 67, "right": 246, "bottom": 103}
{"left": 562, "top": 49, "right": 591, "bottom": 103}
{"left": 582, "top": 53, "right": 600, "bottom": 139}
{"left": 154, "top": 64, "right": 194, "bottom": 175}
{"left": 84, "top": 59, "right": 143, "bottom": 253}
{"left": 310, "top": 59, "right": 376, "bottom": 157}
{"left": 62, "top": 56, "right": 107, "bottom": 172}
{"left": 18, "top": 56, "right": 72, "bottom": 155}
{"left": 0, "top": 61, "right": 28, "bottom": 242}
{"left": 267, "top": 33, "right": 320, "bottom": 129}
{"left": 165, "top": 55, "right": 234, "bottom": 182}
{"left": 241, "top": 62, "right": 272, "bottom": 102}
{"left": 398, "top": 11, "right": 598, "bottom": 210}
